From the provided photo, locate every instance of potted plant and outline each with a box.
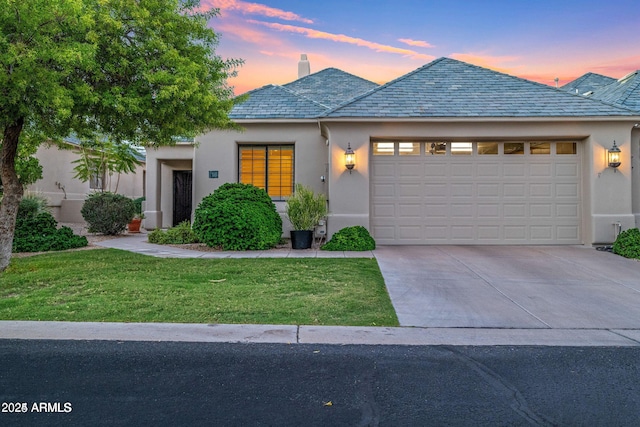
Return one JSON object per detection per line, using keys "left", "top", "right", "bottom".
{"left": 128, "top": 197, "right": 145, "bottom": 233}
{"left": 285, "top": 184, "right": 327, "bottom": 249}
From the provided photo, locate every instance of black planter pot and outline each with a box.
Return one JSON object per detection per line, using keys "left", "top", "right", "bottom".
{"left": 290, "top": 230, "right": 313, "bottom": 249}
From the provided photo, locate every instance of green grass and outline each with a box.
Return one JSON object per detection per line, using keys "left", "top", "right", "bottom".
{"left": 0, "top": 249, "right": 398, "bottom": 326}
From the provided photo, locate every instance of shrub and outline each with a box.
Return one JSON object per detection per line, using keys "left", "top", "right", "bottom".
{"left": 285, "top": 184, "right": 327, "bottom": 231}
{"left": 321, "top": 226, "right": 376, "bottom": 251}
{"left": 17, "top": 193, "right": 50, "bottom": 219}
{"left": 81, "top": 192, "right": 135, "bottom": 235}
{"left": 193, "top": 183, "right": 282, "bottom": 250}
{"left": 133, "top": 196, "right": 145, "bottom": 216}
{"left": 613, "top": 228, "right": 640, "bottom": 259}
{"left": 148, "top": 221, "right": 199, "bottom": 245}
{"left": 13, "top": 199, "right": 87, "bottom": 253}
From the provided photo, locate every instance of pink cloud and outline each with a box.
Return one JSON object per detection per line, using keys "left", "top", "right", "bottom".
{"left": 398, "top": 38, "right": 434, "bottom": 49}
{"left": 202, "top": 0, "right": 313, "bottom": 24}
{"left": 250, "top": 21, "right": 435, "bottom": 61}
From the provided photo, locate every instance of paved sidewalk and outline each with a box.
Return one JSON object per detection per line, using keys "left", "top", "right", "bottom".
{"left": 95, "top": 233, "right": 374, "bottom": 258}
{"left": 1, "top": 321, "right": 639, "bottom": 347}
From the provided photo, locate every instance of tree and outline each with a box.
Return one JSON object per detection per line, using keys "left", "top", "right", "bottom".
{"left": 70, "top": 138, "right": 143, "bottom": 194}
{"left": 0, "top": 0, "right": 241, "bottom": 271}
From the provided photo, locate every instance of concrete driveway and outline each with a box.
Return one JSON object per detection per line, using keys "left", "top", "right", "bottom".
{"left": 375, "top": 245, "right": 640, "bottom": 329}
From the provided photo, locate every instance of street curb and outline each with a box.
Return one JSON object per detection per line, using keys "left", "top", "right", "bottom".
{"left": 1, "top": 321, "right": 640, "bottom": 347}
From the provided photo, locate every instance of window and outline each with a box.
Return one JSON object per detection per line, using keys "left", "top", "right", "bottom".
{"left": 530, "top": 142, "right": 550, "bottom": 155}
{"left": 427, "top": 142, "right": 447, "bottom": 155}
{"left": 373, "top": 142, "right": 395, "bottom": 155}
{"left": 399, "top": 142, "right": 420, "bottom": 156}
{"left": 239, "top": 145, "right": 294, "bottom": 200}
{"left": 451, "top": 142, "right": 472, "bottom": 155}
{"left": 478, "top": 142, "right": 498, "bottom": 155}
{"left": 556, "top": 142, "right": 577, "bottom": 154}
{"left": 89, "top": 169, "right": 104, "bottom": 190}
{"left": 504, "top": 142, "right": 524, "bottom": 155}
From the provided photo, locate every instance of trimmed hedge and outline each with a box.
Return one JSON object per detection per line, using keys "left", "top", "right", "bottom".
{"left": 613, "top": 228, "right": 640, "bottom": 259}
{"left": 321, "top": 226, "right": 376, "bottom": 251}
{"left": 193, "top": 183, "right": 282, "bottom": 250}
{"left": 81, "top": 192, "right": 135, "bottom": 235}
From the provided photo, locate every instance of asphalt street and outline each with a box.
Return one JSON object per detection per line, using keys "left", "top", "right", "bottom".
{"left": 1, "top": 340, "right": 639, "bottom": 426}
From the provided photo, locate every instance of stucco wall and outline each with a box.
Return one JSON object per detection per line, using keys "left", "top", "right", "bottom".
{"left": 143, "top": 143, "right": 195, "bottom": 229}
{"left": 194, "top": 122, "right": 328, "bottom": 233}
{"left": 322, "top": 119, "right": 638, "bottom": 245}
{"left": 27, "top": 144, "right": 145, "bottom": 222}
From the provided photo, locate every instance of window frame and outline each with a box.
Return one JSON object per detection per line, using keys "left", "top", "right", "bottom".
{"left": 238, "top": 144, "right": 295, "bottom": 201}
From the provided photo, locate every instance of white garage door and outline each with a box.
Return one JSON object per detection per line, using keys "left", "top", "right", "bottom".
{"left": 370, "top": 141, "right": 581, "bottom": 244}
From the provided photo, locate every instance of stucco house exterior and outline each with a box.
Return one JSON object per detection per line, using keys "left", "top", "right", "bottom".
{"left": 27, "top": 137, "right": 146, "bottom": 222}
{"left": 145, "top": 56, "right": 640, "bottom": 245}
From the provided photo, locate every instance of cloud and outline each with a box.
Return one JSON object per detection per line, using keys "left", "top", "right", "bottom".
{"left": 202, "top": 0, "right": 313, "bottom": 24}
{"left": 250, "top": 21, "right": 435, "bottom": 61}
{"left": 398, "top": 38, "right": 434, "bottom": 49}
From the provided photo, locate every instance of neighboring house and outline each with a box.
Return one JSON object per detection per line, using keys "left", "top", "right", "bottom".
{"left": 27, "top": 137, "right": 146, "bottom": 222}
{"left": 145, "top": 56, "right": 640, "bottom": 245}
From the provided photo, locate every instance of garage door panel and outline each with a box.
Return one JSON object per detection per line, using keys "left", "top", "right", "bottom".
{"left": 371, "top": 141, "right": 581, "bottom": 244}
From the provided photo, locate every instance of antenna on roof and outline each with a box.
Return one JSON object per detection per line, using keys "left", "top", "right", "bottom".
{"left": 554, "top": 77, "right": 559, "bottom": 88}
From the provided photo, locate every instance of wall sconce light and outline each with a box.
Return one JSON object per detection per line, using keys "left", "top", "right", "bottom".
{"left": 608, "top": 141, "right": 621, "bottom": 171}
{"left": 345, "top": 143, "right": 355, "bottom": 173}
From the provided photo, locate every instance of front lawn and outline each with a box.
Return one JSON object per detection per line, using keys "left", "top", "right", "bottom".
{"left": 0, "top": 249, "right": 398, "bottom": 326}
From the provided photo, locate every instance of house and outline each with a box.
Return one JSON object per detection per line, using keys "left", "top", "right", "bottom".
{"left": 145, "top": 56, "right": 640, "bottom": 245}
{"left": 27, "top": 136, "right": 146, "bottom": 222}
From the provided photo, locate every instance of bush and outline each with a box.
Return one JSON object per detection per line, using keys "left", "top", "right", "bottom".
{"left": 81, "top": 192, "right": 135, "bottom": 235}
{"left": 17, "top": 193, "right": 50, "bottom": 218}
{"left": 133, "top": 196, "right": 145, "bottom": 216}
{"left": 285, "top": 184, "right": 327, "bottom": 230}
{"left": 148, "top": 221, "right": 199, "bottom": 245}
{"left": 321, "top": 226, "right": 376, "bottom": 251}
{"left": 13, "top": 198, "right": 87, "bottom": 253}
{"left": 613, "top": 228, "right": 640, "bottom": 259}
{"left": 193, "top": 183, "right": 282, "bottom": 250}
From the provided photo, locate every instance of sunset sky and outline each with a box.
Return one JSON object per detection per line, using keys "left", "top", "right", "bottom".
{"left": 202, "top": 0, "right": 640, "bottom": 95}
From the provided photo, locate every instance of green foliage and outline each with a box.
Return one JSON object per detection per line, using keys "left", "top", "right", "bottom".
{"left": 71, "top": 138, "right": 143, "bottom": 193}
{"left": 322, "top": 226, "right": 376, "bottom": 251}
{"left": 0, "top": 0, "right": 242, "bottom": 270}
{"left": 17, "top": 193, "right": 50, "bottom": 218}
{"left": 285, "top": 184, "right": 327, "bottom": 230}
{"left": 13, "top": 198, "right": 87, "bottom": 253}
{"left": 133, "top": 197, "right": 146, "bottom": 217}
{"left": 81, "top": 192, "right": 135, "bottom": 235}
{"left": 613, "top": 228, "right": 640, "bottom": 259}
{"left": 193, "top": 183, "right": 282, "bottom": 250}
{"left": 148, "top": 221, "right": 199, "bottom": 245}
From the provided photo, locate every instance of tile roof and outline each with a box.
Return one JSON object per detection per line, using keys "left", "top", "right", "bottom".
{"left": 589, "top": 71, "right": 640, "bottom": 113}
{"left": 283, "top": 68, "right": 378, "bottom": 109}
{"left": 230, "top": 68, "right": 378, "bottom": 119}
{"left": 324, "top": 58, "right": 635, "bottom": 118}
{"left": 560, "top": 72, "right": 616, "bottom": 95}
{"left": 229, "top": 84, "right": 327, "bottom": 119}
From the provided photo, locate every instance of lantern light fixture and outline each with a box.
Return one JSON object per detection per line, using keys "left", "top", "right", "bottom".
{"left": 608, "top": 141, "right": 621, "bottom": 171}
{"left": 345, "top": 143, "right": 355, "bottom": 173}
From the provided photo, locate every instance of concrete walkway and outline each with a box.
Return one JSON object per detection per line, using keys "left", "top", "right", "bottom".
{"left": 94, "top": 233, "right": 375, "bottom": 258}
{"left": 3, "top": 234, "right": 640, "bottom": 346}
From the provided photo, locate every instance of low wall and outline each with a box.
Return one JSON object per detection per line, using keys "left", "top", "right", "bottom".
{"left": 59, "top": 199, "right": 85, "bottom": 223}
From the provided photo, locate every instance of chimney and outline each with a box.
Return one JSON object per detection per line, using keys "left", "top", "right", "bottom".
{"left": 298, "top": 54, "right": 310, "bottom": 78}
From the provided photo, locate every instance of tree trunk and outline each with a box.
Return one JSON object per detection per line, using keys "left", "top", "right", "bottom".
{"left": 0, "top": 117, "right": 25, "bottom": 272}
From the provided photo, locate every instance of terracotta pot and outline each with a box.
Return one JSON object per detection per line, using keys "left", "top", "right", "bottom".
{"left": 128, "top": 218, "right": 142, "bottom": 233}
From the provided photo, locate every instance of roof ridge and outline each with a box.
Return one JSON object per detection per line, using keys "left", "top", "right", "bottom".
{"left": 277, "top": 84, "right": 331, "bottom": 109}
{"left": 322, "top": 57, "right": 447, "bottom": 116}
